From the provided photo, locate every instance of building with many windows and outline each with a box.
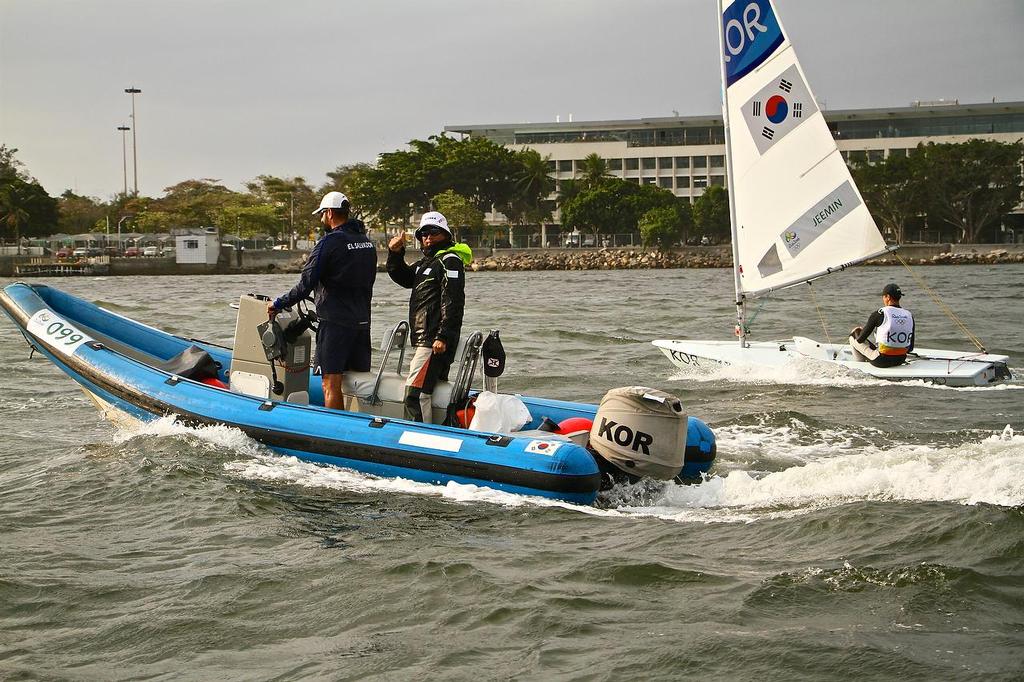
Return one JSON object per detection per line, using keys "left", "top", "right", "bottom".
{"left": 446, "top": 100, "right": 1024, "bottom": 240}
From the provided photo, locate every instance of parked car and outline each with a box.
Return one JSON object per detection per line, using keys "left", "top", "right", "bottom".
{"left": 160, "top": 246, "right": 176, "bottom": 257}
{"left": 562, "top": 233, "right": 596, "bottom": 248}
{"left": 72, "top": 247, "right": 90, "bottom": 258}
{"left": 143, "top": 246, "right": 159, "bottom": 257}
{"left": 56, "top": 246, "right": 74, "bottom": 259}
{"left": 124, "top": 246, "right": 141, "bottom": 257}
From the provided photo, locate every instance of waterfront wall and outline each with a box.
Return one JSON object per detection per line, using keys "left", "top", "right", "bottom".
{"left": 2, "top": 244, "right": 1023, "bottom": 278}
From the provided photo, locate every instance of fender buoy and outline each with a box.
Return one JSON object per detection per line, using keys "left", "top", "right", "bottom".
{"left": 200, "top": 376, "right": 228, "bottom": 389}
{"left": 557, "top": 417, "right": 593, "bottom": 435}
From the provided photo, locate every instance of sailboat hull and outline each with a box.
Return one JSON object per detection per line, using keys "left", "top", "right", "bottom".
{"left": 652, "top": 338, "right": 1012, "bottom": 387}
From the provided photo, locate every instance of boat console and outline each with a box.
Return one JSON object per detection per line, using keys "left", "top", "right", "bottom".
{"left": 228, "top": 293, "right": 481, "bottom": 423}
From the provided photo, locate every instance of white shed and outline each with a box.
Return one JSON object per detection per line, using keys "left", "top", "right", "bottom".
{"left": 174, "top": 227, "right": 220, "bottom": 265}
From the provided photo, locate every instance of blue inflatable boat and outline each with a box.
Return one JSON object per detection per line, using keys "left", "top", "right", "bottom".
{"left": 0, "top": 282, "right": 716, "bottom": 504}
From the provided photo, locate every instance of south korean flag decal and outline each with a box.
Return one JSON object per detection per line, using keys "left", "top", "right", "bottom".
{"left": 526, "top": 440, "right": 563, "bottom": 456}
{"left": 742, "top": 63, "right": 818, "bottom": 156}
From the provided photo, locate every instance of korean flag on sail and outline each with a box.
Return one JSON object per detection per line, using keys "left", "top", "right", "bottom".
{"left": 742, "top": 63, "right": 819, "bottom": 156}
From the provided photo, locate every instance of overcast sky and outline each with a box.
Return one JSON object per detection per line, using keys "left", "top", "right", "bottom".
{"left": 2, "top": 0, "right": 1022, "bottom": 201}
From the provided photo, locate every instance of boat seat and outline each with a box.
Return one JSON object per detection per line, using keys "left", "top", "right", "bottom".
{"left": 339, "top": 322, "right": 477, "bottom": 422}
{"left": 342, "top": 372, "right": 457, "bottom": 421}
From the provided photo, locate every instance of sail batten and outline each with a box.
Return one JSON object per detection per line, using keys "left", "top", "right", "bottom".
{"left": 720, "top": 0, "right": 888, "bottom": 299}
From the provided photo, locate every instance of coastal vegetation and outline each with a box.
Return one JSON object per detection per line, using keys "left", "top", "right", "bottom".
{"left": 0, "top": 138, "right": 1021, "bottom": 247}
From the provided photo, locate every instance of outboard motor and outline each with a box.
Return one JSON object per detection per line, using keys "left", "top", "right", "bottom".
{"left": 229, "top": 294, "right": 312, "bottom": 403}
{"left": 588, "top": 386, "right": 688, "bottom": 483}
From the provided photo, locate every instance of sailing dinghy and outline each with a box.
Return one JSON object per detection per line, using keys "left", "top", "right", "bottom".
{"left": 653, "top": 0, "right": 1011, "bottom": 387}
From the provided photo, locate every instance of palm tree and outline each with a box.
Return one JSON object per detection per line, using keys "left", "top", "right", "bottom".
{"left": 577, "top": 153, "right": 610, "bottom": 188}
{"left": 515, "top": 149, "right": 555, "bottom": 201}
{"left": 0, "top": 182, "right": 31, "bottom": 255}
{"left": 512, "top": 149, "right": 555, "bottom": 226}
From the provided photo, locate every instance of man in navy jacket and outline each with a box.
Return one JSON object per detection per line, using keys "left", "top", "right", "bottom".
{"left": 269, "top": 192, "right": 377, "bottom": 409}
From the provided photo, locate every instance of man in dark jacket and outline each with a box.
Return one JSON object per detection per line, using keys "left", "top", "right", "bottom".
{"left": 386, "top": 211, "right": 473, "bottom": 422}
{"left": 269, "top": 191, "right": 376, "bottom": 409}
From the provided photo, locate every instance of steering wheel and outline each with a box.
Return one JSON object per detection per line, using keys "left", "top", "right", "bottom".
{"left": 296, "top": 296, "right": 319, "bottom": 334}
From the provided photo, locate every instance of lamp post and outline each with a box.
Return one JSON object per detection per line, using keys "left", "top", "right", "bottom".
{"left": 117, "top": 215, "right": 133, "bottom": 254}
{"left": 117, "top": 125, "right": 130, "bottom": 197}
{"left": 124, "top": 87, "right": 142, "bottom": 195}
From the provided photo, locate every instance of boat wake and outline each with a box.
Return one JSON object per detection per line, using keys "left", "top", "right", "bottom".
{"left": 668, "top": 356, "right": 890, "bottom": 388}
{"left": 615, "top": 425, "right": 1024, "bottom": 522}
{"left": 114, "top": 417, "right": 1024, "bottom": 523}
{"left": 668, "top": 356, "right": 1022, "bottom": 391}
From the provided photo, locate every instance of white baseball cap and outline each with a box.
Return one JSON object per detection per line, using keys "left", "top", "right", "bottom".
{"left": 312, "top": 191, "right": 350, "bottom": 215}
{"left": 415, "top": 211, "right": 451, "bottom": 239}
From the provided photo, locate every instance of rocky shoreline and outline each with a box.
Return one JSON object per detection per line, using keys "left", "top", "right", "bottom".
{"left": 466, "top": 247, "right": 1024, "bottom": 272}
{"left": 9, "top": 245, "right": 1019, "bottom": 278}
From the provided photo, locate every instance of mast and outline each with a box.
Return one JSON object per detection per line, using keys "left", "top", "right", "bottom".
{"left": 716, "top": 0, "right": 745, "bottom": 347}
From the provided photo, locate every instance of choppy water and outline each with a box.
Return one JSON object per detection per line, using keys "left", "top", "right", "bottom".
{"left": 2, "top": 265, "right": 1023, "bottom": 680}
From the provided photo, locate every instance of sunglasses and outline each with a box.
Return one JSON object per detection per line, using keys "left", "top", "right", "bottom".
{"left": 419, "top": 226, "right": 445, "bottom": 237}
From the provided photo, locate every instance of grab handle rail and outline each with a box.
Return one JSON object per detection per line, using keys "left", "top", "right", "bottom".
{"left": 367, "top": 320, "right": 409, "bottom": 406}
{"left": 445, "top": 330, "right": 483, "bottom": 420}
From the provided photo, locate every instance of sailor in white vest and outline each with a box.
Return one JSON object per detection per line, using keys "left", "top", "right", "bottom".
{"left": 849, "top": 283, "right": 915, "bottom": 368}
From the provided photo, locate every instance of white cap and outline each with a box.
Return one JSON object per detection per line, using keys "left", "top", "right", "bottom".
{"left": 415, "top": 211, "right": 452, "bottom": 239}
{"left": 312, "top": 191, "right": 349, "bottom": 215}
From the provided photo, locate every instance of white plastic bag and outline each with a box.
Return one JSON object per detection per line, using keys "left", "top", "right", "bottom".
{"left": 468, "top": 391, "right": 532, "bottom": 433}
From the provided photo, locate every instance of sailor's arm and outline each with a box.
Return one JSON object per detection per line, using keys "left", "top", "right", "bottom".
{"left": 855, "top": 309, "right": 884, "bottom": 346}
{"left": 385, "top": 235, "right": 415, "bottom": 289}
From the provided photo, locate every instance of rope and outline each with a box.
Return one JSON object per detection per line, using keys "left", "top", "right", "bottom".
{"left": 806, "top": 281, "right": 835, "bottom": 354}
{"left": 743, "top": 293, "right": 771, "bottom": 333}
{"left": 893, "top": 251, "right": 986, "bottom": 353}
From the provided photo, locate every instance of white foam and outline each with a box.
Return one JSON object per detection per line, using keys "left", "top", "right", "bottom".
{"left": 224, "top": 453, "right": 623, "bottom": 516}
{"left": 669, "top": 356, "right": 1022, "bottom": 391}
{"left": 618, "top": 425, "right": 1024, "bottom": 521}
{"left": 669, "top": 355, "right": 890, "bottom": 388}
{"left": 114, "top": 415, "right": 1024, "bottom": 521}
{"left": 113, "top": 414, "right": 266, "bottom": 457}
{"left": 712, "top": 417, "right": 881, "bottom": 465}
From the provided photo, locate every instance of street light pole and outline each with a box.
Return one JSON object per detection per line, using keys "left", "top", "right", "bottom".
{"left": 124, "top": 87, "right": 142, "bottom": 195}
{"left": 117, "top": 215, "right": 132, "bottom": 253}
{"left": 117, "top": 125, "right": 130, "bottom": 197}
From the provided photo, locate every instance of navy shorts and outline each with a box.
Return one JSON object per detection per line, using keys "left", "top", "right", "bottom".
{"left": 313, "top": 322, "right": 371, "bottom": 375}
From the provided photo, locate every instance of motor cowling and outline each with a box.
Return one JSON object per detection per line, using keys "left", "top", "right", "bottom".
{"left": 588, "top": 386, "right": 687, "bottom": 480}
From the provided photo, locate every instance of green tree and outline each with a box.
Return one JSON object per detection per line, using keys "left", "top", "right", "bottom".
{"left": 432, "top": 189, "right": 485, "bottom": 239}
{"left": 57, "top": 190, "right": 107, "bottom": 234}
{"left": 0, "top": 178, "right": 58, "bottom": 243}
{"left": 0, "top": 144, "right": 30, "bottom": 183}
{"left": 850, "top": 151, "right": 928, "bottom": 244}
{"left": 560, "top": 180, "right": 636, "bottom": 238}
{"left": 321, "top": 163, "right": 372, "bottom": 197}
{"left": 150, "top": 178, "right": 237, "bottom": 230}
{"left": 353, "top": 148, "right": 433, "bottom": 225}
{"left": 321, "top": 163, "right": 375, "bottom": 225}
{"left": 561, "top": 178, "right": 681, "bottom": 240}
{"left": 692, "top": 185, "right": 731, "bottom": 243}
{"left": 0, "top": 145, "right": 59, "bottom": 243}
{"left": 244, "top": 175, "right": 316, "bottom": 238}
{"left": 577, "top": 153, "right": 610, "bottom": 188}
{"left": 434, "top": 135, "right": 519, "bottom": 213}
{"left": 917, "top": 139, "right": 1024, "bottom": 243}
{"left": 216, "top": 201, "right": 281, "bottom": 238}
{"left": 639, "top": 204, "right": 691, "bottom": 248}
{"left": 504, "top": 148, "right": 554, "bottom": 228}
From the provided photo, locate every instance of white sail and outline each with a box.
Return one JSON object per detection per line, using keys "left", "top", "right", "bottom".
{"left": 720, "top": 0, "right": 888, "bottom": 298}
